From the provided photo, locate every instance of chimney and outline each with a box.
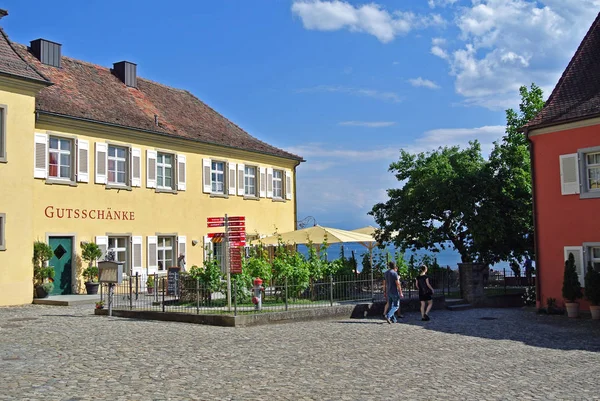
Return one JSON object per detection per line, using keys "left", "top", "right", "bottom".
{"left": 113, "top": 61, "right": 137, "bottom": 87}
{"left": 30, "top": 38, "right": 62, "bottom": 68}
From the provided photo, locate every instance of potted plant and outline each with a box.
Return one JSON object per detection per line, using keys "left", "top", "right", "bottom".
{"left": 81, "top": 242, "right": 102, "bottom": 295}
{"left": 584, "top": 261, "right": 600, "bottom": 320}
{"left": 33, "top": 241, "right": 55, "bottom": 298}
{"left": 95, "top": 300, "right": 105, "bottom": 310}
{"left": 562, "top": 252, "right": 583, "bottom": 318}
{"left": 146, "top": 275, "right": 155, "bottom": 294}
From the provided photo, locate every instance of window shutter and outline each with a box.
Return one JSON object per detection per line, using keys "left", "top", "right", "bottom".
{"left": 178, "top": 235, "right": 186, "bottom": 258}
{"left": 559, "top": 154, "right": 580, "bottom": 195}
{"left": 95, "top": 236, "right": 108, "bottom": 261}
{"left": 259, "top": 167, "right": 267, "bottom": 197}
{"left": 228, "top": 162, "right": 237, "bottom": 195}
{"left": 564, "top": 246, "right": 584, "bottom": 287}
{"left": 285, "top": 170, "right": 292, "bottom": 200}
{"left": 95, "top": 142, "right": 108, "bottom": 184}
{"left": 203, "top": 158, "right": 212, "bottom": 193}
{"left": 76, "top": 139, "right": 89, "bottom": 183}
{"left": 33, "top": 133, "right": 48, "bottom": 179}
{"left": 237, "top": 163, "right": 245, "bottom": 196}
{"left": 147, "top": 236, "right": 158, "bottom": 273}
{"left": 131, "top": 148, "right": 141, "bottom": 187}
{"left": 146, "top": 150, "right": 157, "bottom": 189}
{"left": 203, "top": 235, "right": 213, "bottom": 263}
{"left": 266, "top": 167, "right": 273, "bottom": 198}
{"left": 177, "top": 154, "right": 186, "bottom": 191}
{"left": 132, "top": 236, "right": 143, "bottom": 271}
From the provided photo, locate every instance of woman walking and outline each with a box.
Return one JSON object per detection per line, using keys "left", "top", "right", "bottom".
{"left": 416, "top": 265, "right": 434, "bottom": 321}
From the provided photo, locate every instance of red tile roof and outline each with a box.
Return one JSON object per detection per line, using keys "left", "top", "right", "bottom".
{"left": 4, "top": 35, "right": 302, "bottom": 161}
{"left": 0, "top": 28, "right": 49, "bottom": 83}
{"left": 525, "top": 13, "right": 600, "bottom": 131}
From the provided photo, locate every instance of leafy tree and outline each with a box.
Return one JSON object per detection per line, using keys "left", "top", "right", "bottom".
{"left": 371, "top": 142, "right": 488, "bottom": 263}
{"left": 476, "top": 84, "right": 544, "bottom": 264}
{"left": 371, "top": 84, "right": 545, "bottom": 265}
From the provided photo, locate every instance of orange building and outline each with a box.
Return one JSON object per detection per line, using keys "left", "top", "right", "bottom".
{"left": 524, "top": 14, "right": 600, "bottom": 311}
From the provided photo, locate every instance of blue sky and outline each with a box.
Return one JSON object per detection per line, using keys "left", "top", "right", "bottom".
{"left": 3, "top": 0, "right": 599, "bottom": 230}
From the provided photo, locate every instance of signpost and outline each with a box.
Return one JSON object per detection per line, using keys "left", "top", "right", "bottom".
{"left": 207, "top": 215, "right": 246, "bottom": 311}
{"left": 167, "top": 267, "right": 181, "bottom": 296}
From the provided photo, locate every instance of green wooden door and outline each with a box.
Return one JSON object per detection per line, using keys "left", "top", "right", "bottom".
{"left": 49, "top": 237, "right": 72, "bottom": 295}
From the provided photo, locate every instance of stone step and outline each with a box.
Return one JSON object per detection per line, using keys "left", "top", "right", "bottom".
{"left": 447, "top": 303, "right": 472, "bottom": 311}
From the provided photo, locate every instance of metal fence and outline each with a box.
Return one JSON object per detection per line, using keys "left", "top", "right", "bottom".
{"left": 99, "top": 268, "right": 461, "bottom": 316}
{"left": 486, "top": 268, "right": 536, "bottom": 295}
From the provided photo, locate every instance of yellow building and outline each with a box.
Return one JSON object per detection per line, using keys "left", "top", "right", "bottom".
{"left": 0, "top": 14, "right": 303, "bottom": 306}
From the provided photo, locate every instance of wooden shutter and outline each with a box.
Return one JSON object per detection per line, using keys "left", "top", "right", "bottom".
{"left": 203, "top": 158, "right": 212, "bottom": 193}
{"left": 259, "top": 167, "right": 267, "bottom": 197}
{"left": 564, "top": 246, "right": 584, "bottom": 287}
{"left": 237, "top": 163, "right": 245, "bottom": 196}
{"left": 560, "top": 154, "right": 580, "bottom": 195}
{"left": 203, "top": 235, "right": 213, "bottom": 263}
{"left": 147, "top": 236, "right": 158, "bottom": 273}
{"left": 95, "top": 142, "right": 107, "bottom": 184}
{"left": 76, "top": 139, "right": 89, "bottom": 183}
{"left": 33, "top": 133, "right": 48, "bottom": 179}
{"left": 146, "top": 150, "right": 157, "bottom": 189}
{"left": 178, "top": 235, "right": 186, "bottom": 258}
{"left": 177, "top": 154, "right": 186, "bottom": 191}
{"left": 132, "top": 235, "right": 143, "bottom": 271}
{"left": 131, "top": 148, "right": 141, "bottom": 187}
{"left": 95, "top": 236, "right": 108, "bottom": 261}
{"left": 228, "top": 162, "right": 237, "bottom": 195}
{"left": 285, "top": 170, "right": 292, "bottom": 200}
{"left": 266, "top": 167, "right": 273, "bottom": 198}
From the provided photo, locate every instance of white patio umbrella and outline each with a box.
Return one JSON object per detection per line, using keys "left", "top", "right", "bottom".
{"left": 251, "top": 225, "right": 376, "bottom": 246}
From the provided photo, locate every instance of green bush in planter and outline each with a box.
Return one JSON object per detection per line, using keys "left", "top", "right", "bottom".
{"left": 562, "top": 252, "right": 582, "bottom": 303}
{"left": 146, "top": 275, "right": 155, "bottom": 288}
{"left": 584, "top": 261, "right": 600, "bottom": 306}
{"left": 32, "top": 241, "right": 54, "bottom": 287}
{"left": 82, "top": 266, "right": 99, "bottom": 283}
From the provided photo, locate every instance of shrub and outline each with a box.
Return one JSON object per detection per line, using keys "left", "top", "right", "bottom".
{"left": 584, "top": 261, "right": 600, "bottom": 306}
{"left": 82, "top": 266, "right": 99, "bottom": 282}
{"left": 146, "top": 275, "right": 155, "bottom": 288}
{"left": 562, "top": 252, "right": 582, "bottom": 302}
{"left": 32, "top": 241, "right": 54, "bottom": 287}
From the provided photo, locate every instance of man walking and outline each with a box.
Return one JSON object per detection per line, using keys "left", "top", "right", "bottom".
{"left": 383, "top": 261, "right": 403, "bottom": 324}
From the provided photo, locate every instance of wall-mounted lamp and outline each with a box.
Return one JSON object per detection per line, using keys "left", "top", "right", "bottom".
{"left": 191, "top": 240, "right": 199, "bottom": 246}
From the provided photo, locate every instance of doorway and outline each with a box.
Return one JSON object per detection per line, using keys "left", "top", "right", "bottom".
{"left": 48, "top": 236, "right": 73, "bottom": 295}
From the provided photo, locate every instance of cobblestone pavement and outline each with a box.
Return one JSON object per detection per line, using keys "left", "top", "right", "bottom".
{"left": 1, "top": 305, "right": 599, "bottom": 401}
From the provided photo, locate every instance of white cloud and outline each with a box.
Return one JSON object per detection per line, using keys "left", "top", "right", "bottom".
{"left": 338, "top": 121, "right": 396, "bottom": 127}
{"left": 288, "top": 143, "right": 399, "bottom": 160}
{"left": 434, "top": 0, "right": 600, "bottom": 109}
{"left": 297, "top": 85, "right": 402, "bottom": 102}
{"left": 411, "top": 125, "right": 505, "bottom": 156}
{"left": 291, "top": 0, "right": 445, "bottom": 43}
{"left": 408, "top": 77, "right": 440, "bottom": 89}
{"left": 428, "top": 0, "right": 458, "bottom": 8}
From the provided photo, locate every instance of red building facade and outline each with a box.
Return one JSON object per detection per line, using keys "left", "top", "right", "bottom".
{"left": 525, "top": 14, "right": 600, "bottom": 311}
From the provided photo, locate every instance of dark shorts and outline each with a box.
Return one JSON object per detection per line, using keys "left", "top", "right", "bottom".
{"left": 419, "top": 293, "right": 432, "bottom": 302}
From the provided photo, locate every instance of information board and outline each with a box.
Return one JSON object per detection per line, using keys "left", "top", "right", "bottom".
{"left": 167, "top": 267, "right": 181, "bottom": 296}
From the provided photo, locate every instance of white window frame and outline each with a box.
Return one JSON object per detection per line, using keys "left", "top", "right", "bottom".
{"left": 0, "top": 105, "right": 6, "bottom": 163}
{"left": 244, "top": 165, "right": 257, "bottom": 197}
{"left": 273, "top": 169, "right": 284, "bottom": 199}
{"left": 157, "top": 152, "right": 175, "bottom": 191}
{"left": 0, "top": 213, "right": 5, "bottom": 251}
{"left": 48, "top": 136, "right": 74, "bottom": 181}
{"left": 578, "top": 146, "right": 600, "bottom": 199}
{"left": 211, "top": 160, "right": 225, "bottom": 194}
{"left": 157, "top": 235, "right": 175, "bottom": 271}
{"left": 107, "top": 144, "right": 129, "bottom": 187}
{"left": 108, "top": 236, "right": 130, "bottom": 275}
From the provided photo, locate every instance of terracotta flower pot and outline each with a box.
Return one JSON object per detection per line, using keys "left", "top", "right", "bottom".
{"left": 590, "top": 305, "right": 600, "bottom": 320}
{"left": 565, "top": 302, "right": 579, "bottom": 318}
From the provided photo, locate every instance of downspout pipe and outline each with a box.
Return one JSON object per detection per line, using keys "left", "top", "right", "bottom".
{"left": 525, "top": 128, "right": 541, "bottom": 304}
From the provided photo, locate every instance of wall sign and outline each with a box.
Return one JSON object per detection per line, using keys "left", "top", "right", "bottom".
{"left": 44, "top": 206, "right": 135, "bottom": 221}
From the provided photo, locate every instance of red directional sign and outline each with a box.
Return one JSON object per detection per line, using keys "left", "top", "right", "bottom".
{"left": 229, "top": 247, "right": 243, "bottom": 274}
{"left": 228, "top": 232, "right": 246, "bottom": 238}
{"left": 228, "top": 226, "right": 245, "bottom": 232}
{"left": 207, "top": 232, "right": 225, "bottom": 238}
{"left": 207, "top": 217, "right": 225, "bottom": 222}
{"left": 228, "top": 216, "right": 245, "bottom": 222}
{"left": 227, "top": 221, "right": 245, "bottom": 227}
{"left": 230, "top": 241, "right": 246, "bottom": 247}
{"left": 207, "top": 222, "right": 225, "bottom": 227}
